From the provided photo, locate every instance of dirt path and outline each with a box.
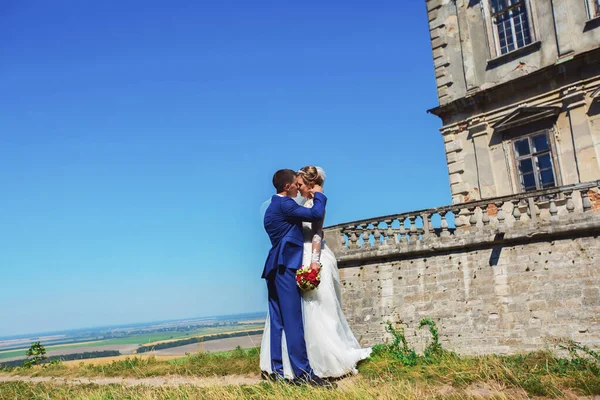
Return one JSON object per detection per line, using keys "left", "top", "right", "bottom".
{"left": 3, "top": 375, "right": 600, "bottom": 398}
{"left": 0, "top": 374, "right": 262, "bottom": 387}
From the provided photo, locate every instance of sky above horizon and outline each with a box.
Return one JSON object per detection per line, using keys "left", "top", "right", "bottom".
{"left": 0, "top": 0, "right": 448, "bottom": 337}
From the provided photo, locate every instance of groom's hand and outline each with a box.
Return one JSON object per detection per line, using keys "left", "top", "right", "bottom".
{"left": 310, "top": 185, "right": 324, "bottom": 195}
{"left": 310, "top": 262, "right": 321, "bottom": 273}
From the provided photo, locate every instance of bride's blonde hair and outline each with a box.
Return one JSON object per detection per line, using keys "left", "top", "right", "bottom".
{"left": 297, "top": 166, "right": 324, "bottom": 187}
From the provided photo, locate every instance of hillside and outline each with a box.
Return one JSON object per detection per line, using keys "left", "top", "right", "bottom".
{"left": 1, "top": 322, "right": 600, "bottom": 399}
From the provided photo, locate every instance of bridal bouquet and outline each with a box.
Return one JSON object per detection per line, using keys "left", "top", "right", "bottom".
{"left": 296, "top": 265, "right": 321, "bottom": 291}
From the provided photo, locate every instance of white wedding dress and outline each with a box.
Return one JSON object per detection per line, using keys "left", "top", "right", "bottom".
{"left": 260, "top": 199, "right": 372, "bottom": 379}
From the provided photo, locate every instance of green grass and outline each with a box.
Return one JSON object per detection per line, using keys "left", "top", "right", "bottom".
{"left": 360, "top": 349, "right": 600, "bottom": 398}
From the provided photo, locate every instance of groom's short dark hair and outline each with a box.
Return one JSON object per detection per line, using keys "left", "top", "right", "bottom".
{"left": 273, "top": 169, "right": 297, "bottom": 192}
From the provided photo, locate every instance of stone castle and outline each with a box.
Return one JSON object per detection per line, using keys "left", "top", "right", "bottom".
{"left": 324, "top": 0, "right": 600, "bottom": 354}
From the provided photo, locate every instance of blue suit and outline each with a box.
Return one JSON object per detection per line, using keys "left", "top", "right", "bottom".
{"left": 262, "top": 192, "right": 327, "bottom": 379}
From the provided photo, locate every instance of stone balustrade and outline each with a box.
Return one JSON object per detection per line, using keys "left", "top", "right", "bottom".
{"left": 324, "top": 181, "right": 600, "bottom": 262}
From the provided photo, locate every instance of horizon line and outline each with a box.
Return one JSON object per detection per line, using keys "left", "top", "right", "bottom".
{"left": 0, "top": 310, "right": 267, "bottom": 341}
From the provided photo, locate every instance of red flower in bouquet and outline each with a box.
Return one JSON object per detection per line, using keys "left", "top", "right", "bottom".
{"left": 296, "top": 265, "right": 321, "bottom": 291}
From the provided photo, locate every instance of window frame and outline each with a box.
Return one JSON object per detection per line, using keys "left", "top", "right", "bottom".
{"left": 510, "top": 130, "right": 558, "bottom": 193}
{"left": 587, "top": 0, "right": 600, "bottom": 19}
{"left": 482, "top": 0, "right": 538, "bottom": 59}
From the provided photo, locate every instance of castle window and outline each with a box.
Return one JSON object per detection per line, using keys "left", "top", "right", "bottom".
{"left": 490, "top": 0, "right": 533, "bottom": 55}
{"left": 513, "top": 131, "right": 556, "bottom": 192}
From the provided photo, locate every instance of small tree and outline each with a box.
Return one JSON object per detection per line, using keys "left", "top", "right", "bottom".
{"left": 23, "top": 341, "right": 47, "bottom": 367}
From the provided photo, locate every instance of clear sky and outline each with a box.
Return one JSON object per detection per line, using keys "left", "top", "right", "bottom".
{"left": 0, "top": 0, "right": 449, "bottom": 337}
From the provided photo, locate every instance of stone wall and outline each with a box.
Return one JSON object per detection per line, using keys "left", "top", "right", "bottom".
{"left": 326, "top": 183, "right": 600, "bottom": 355}
{"left": 339, "top": 229, "right": 600, "bottom": 355}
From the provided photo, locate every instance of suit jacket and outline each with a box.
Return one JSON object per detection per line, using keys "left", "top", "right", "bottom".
{"left": 262, "top": 192, "right": 327, "bottom": 279}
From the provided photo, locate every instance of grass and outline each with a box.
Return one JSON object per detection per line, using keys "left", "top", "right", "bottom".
{"left": 360, "top": 349, "right": 600, "bottom": 398}
{"left": 0, "top": 380, "right": 524, "bottom": 400}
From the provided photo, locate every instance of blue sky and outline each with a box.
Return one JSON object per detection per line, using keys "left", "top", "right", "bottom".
{"left": 0, "top": 0, "right": 448, "bottom": 337}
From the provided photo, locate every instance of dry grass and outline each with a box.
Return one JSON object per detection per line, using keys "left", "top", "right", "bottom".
{"left": 2, "top": 345, "right": 600, "bottom": 399}
{"left": 0, "top": 379, "right": 533, "bottom": 400}
{"left": 62, "top": 355, "right": 183, "bottom": 366}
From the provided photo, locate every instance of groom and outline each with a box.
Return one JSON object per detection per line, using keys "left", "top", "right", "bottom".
{"left": 262, "top": 169, "right": 329, "bottom": 386}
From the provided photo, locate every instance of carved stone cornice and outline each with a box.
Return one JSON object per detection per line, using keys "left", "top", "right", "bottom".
{"left": 561, "top": 85, "right": 586, "bottom": 110}
{"left": 591, "top": 86, "right": 600, "bottom": 102}
{"left": 441, "top": 125, "right": 461, "bottom": 136}
{"left": 467, "top": 116, "right": 489, "bottom": 138}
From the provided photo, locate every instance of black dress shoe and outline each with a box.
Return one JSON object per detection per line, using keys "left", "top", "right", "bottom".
{"left": 293, "top": 375, "right": 336, "bottom": 389}
{"left": 261, "top": 371, "right": 284, "bottom": 382}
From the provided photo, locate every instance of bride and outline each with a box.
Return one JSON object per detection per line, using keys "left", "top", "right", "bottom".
{"left": 260, "top": 166, "right": 371, "bottom": 379}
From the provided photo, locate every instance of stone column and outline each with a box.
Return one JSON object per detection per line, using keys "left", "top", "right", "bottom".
{"left": 323, "top": 227, "right": 345, "bottom": 255}
{"left": 563, "top": 87, "right": 600, "bottom": 183}
{"left": 550, "top": 0, "right": 574, "bottom": 57}
{"left": 443, "top": 126, "right": 468, "bottom": 204}
{"left": 469, "top": 120, "right": 497, "bottom": 199}
{"left": 555, "top": 107, "right": 579, "bottom": 185}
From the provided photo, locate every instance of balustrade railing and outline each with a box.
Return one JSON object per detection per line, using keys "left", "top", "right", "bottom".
{"left": 326, "top": 181, "right": 600, "bottom": 251}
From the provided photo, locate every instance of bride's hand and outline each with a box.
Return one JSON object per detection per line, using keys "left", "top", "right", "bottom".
{"left": 310, "top": 262, "right": 321, "bottom": 273}
{"left": 310, "top": 185, "right": 324, "bottom": 195}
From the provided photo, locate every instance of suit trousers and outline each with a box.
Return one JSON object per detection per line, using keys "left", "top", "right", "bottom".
{"left": 266, "top": 266, "right": 313, "bottom": 379}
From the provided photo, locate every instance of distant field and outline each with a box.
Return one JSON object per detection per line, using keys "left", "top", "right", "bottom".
{"left": 62, "top": 354, "right": 182, "bottom": 366}
{"left": 2, "top": 334, "right": 263, "bottom": 367}
{"left": 0, "top": 323, "right": 264, "bottom": 362}
{"left": 94, "top": 324, "right": 264, "bottom": 347}
{"left": 0, "top": 351, "right": 28, "bottom": 361}
{"left": 0, "top": 341, "right": 116, "bottom": 361}
{"left": 142, "top": 325, "right": 264, "bottom": 347}
{"left": 0, "top": 340, "right": 107, "bottom": 360}
{"left": 151, "top": 334, "right": 263, "bottom": 356}
{"left": 0, "top": 333, "right": 193, "bottom": 357}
